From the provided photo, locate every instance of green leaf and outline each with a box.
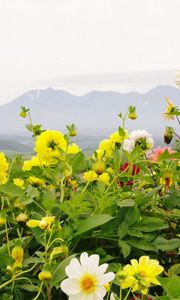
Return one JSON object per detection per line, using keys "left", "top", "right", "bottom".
{"left": 75, "top": 214, "right": 114, "bottom": 237}
{"left": 169, "top": 264, "right": 180, "bottom": 276}
{"left": 0, "top": 183, "right": 23, "bottom": 197}
{"left": 0, "top": 255, "right": 13, "bottom": 266}
{"left": 118, "top": 126, "right": 126, "bottom": 137}
{"left": 24, "top": 256, "right": 45, "bottom": 264}
{"left": 42, "top": 191, "right": 56, "bottom": 211}
{"left": 20, "top": 284, "right": 38, "bottom": 292}
{"left": 117, "top": 199, "right": 135, "bottom": 207}
{"left": 158, "top": 276, "right": 180, "bottom": 299}
{"left": 128, "top": 238, "right": 157, "bottom": 251}
{"left": 50, "top": 254, "right": 76, "bottom": 287}
{"left": 118, "top": 240, "right": 131, "bottom": 258}
{"left": 153, "top": 237, "right": 180, "bottom": 251}
{"left": 133, "top": 216, "right": 168, "bottom": 232}
{"left": 124, "top": 207, "right": 140, "bottom": 226}
{"left": 128, "top": 229, "right": 144, "bottom": 238}
{"left": 118, "top": 221, "right": 129, "bottom": 239}
{"left": 69, "top": 151, "right": 85, "bottom": 172}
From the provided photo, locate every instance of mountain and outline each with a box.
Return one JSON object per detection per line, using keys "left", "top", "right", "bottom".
{"left": 0, "top": 85, "right": 179, "bottom": 137}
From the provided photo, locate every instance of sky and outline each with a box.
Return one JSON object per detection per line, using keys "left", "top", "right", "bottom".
{"left": 0, "top": 0, "right": 180, "bottom": 104}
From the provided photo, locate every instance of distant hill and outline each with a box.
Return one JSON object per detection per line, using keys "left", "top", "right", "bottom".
{"left": 0, "top": 85, "right": 179, "bottom": 137}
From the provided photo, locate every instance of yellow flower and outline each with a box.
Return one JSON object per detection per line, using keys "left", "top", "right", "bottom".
{"left": 11, "top": 246, "right": 24, "bottom": 264}
{"left": 92, "top": 161, "right": 105, "bottom": 175}
{"left": 119, "top": 256, "right": 164, "bottom": 295}
{"left": 0, "top": 152, "right": 8, "bottom": 185}
{"left": 26, "top": 219, "right": 40, "bottom": 228}
{"left": 99, "top": 139, "right": 113, "bottom": 158}
{"left": 109, "top": 130, "right": 128, "bottom": 144}
{"left": 67, "top": 143, "right": 81, "bottom": 154}
{"left": 27, "top": 216, "right": 55, "bottom": 232}
{"left": 98, "top": 172, "right": 110, "bottom": 185}
{"left": 13, "top": 178, "right": 24, "bottom": 188}
{"left": 38, "top": 271, "right": 52, "bottom": 281}
{"left": 83, "top": 170, "right": 98, "bottom": 182}
{"left": 22, "top": 156, "right": 41, "bottom": 171}
{"left": 93, "top": 149, "right": 105, "bottom": 160}
{"left": 16, "top": 213, "right": 28, "bottom": 223}
{"left": 28, "top": 176, "right": 46, "bottom": 187}
{"left": 34, "top": 130, "right": 67, "bottom": 163}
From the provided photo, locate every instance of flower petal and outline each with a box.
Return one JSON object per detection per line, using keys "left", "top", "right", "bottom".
{"left": 99, "top": 272, "right": 115, "bottom": 284}
{"left": 69, "top": 292, "right": 85, "bottom": 300}
{"left": 80, "top": 252, "right": 89, "bottom": 266}
{"left": 65, "top": 258, "right": 82, "bottom": 278}
{"left": 61, "top": 278, "right": 81, "bottom": 295}
{"left": 95, "top": 263, "right": 108, "bottom": 276}
{"left": 94, "top": 285, "right": 106, "bottom": 299}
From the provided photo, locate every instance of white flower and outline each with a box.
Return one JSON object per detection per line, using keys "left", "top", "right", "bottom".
{"left": 123, "top": 139, "right": 135, "bottom": 153}
{"left": 60, "top": 252, "right": 115, "bottom": 300}
{"left": 129, "top": 129, "right": 154, "bottom": 153}
{"left": 130, "top": 129, "right": 151, "bottom": 142}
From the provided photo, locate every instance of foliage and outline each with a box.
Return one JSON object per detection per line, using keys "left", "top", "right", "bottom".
{"left": 0, "top": 96, "right": 179, "bottom": 299}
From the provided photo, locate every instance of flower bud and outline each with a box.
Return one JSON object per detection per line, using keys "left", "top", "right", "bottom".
{"left": 16, "top": 213, "right": 28, "bottom": 223}
{"left": 38, "top": 271, "right": 52, "bottom": 281}
{"left": 128, "top": 106, "right": 137, "bottom": 120}
{"left": 19, "top": 111, "right": 27, "bottom": 118}
{"left": 11, "top": 246, "right": 24, "bottom": 264}
{"left": 0, "top": 216, "right": 6, "bottom": 226}
{"left": 164, "top": 126, "right": 174, "bottom": 144}
{"left": 50, "top": 245, "right": 69, "bottom": 260}
{"left": 66, "top": 124, "right": 77, "bottom": 137}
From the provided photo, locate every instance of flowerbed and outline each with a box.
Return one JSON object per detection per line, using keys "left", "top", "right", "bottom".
{"left": 0, "top": 98, "right": 179, "bottom": 300}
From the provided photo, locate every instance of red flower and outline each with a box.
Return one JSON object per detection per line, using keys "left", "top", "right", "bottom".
{"left": 119, "top": 162, "right": 140, "bottom": 186}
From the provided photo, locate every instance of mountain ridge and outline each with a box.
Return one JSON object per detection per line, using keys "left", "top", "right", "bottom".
{"left": 0, "top": 85, "right": 179, "bottom": 135}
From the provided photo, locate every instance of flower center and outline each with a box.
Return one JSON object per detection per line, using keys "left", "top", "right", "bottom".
{"left": 80, "top": 275, "right": 96, "bottom": 293}
{"left": 48, "top": 139, "right": 58, "bottom": 150}
{"left": 140, "top": 271, "right": 146, "bottom": 277}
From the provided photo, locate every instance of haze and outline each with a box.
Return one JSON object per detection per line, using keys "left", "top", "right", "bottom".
{"left": 0, "top": 0, "right": 180, "bottom": 104}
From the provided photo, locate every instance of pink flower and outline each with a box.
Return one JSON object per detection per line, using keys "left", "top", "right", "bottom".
{"left": 149, "top": 147, "right": 176, "bottom": 162}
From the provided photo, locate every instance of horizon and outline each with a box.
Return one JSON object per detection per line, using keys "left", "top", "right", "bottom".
{"left": 0, "top": 82, "right": 179, "bottom": 107}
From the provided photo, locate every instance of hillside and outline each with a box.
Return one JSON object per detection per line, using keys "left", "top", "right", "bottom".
{"left": 0, "top": 85, "right": 179, "bottom": 137}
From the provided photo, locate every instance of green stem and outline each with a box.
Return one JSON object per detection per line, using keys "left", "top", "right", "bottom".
{"left": 124, "top": 288, "right": 131, "bottom": 300}
{"left": 48, "top": 237, "right": 64, "bottom": 249}
{"left": 32, "top": 281, "right": 43, "bottom": 300}
{"left": 5, "top": 220, "right": 10, "bottom": 256}
{"left": 0, "top": 263, "right": 38, "bottom": 290}
{"left": 81, "top": 181, "right": 90, "bottom": 194}
{"left": 33, "top": 199, "right": 47, "bottom": 213}
{"left": 60, "top": 177, "right": 65, "bottom": 203}
{"left": 119, "top": 286, "right": 122, "bottom": 300}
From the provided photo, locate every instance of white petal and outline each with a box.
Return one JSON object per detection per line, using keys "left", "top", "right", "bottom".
{"left": 99, "top": 272, "right": 115, "bottom": 284}
{"left": 80, "top": 252, "right": 89, "bottom": 266}
{"left": 87, "top": 254, "right": 99, "bottom": 269}
{"left": 69, "top": 292, "right": 85, "bottom": 300}
{"left": 65, "top": 258, "right": 82, "bottom": 278}
{"left": 61, "top": 278, "right": 81, "bottom": 295}
{"left": 95, "top": 263, "right": 108, "bottom": 276}
{"left": 81, "top": 293, "right": 96, "bottom": 300}
{"left": 82, "top": 254, "right": 100, "bottom": 273}
{"left": 94, "top": 285, "right": 106, "bottom": 299}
